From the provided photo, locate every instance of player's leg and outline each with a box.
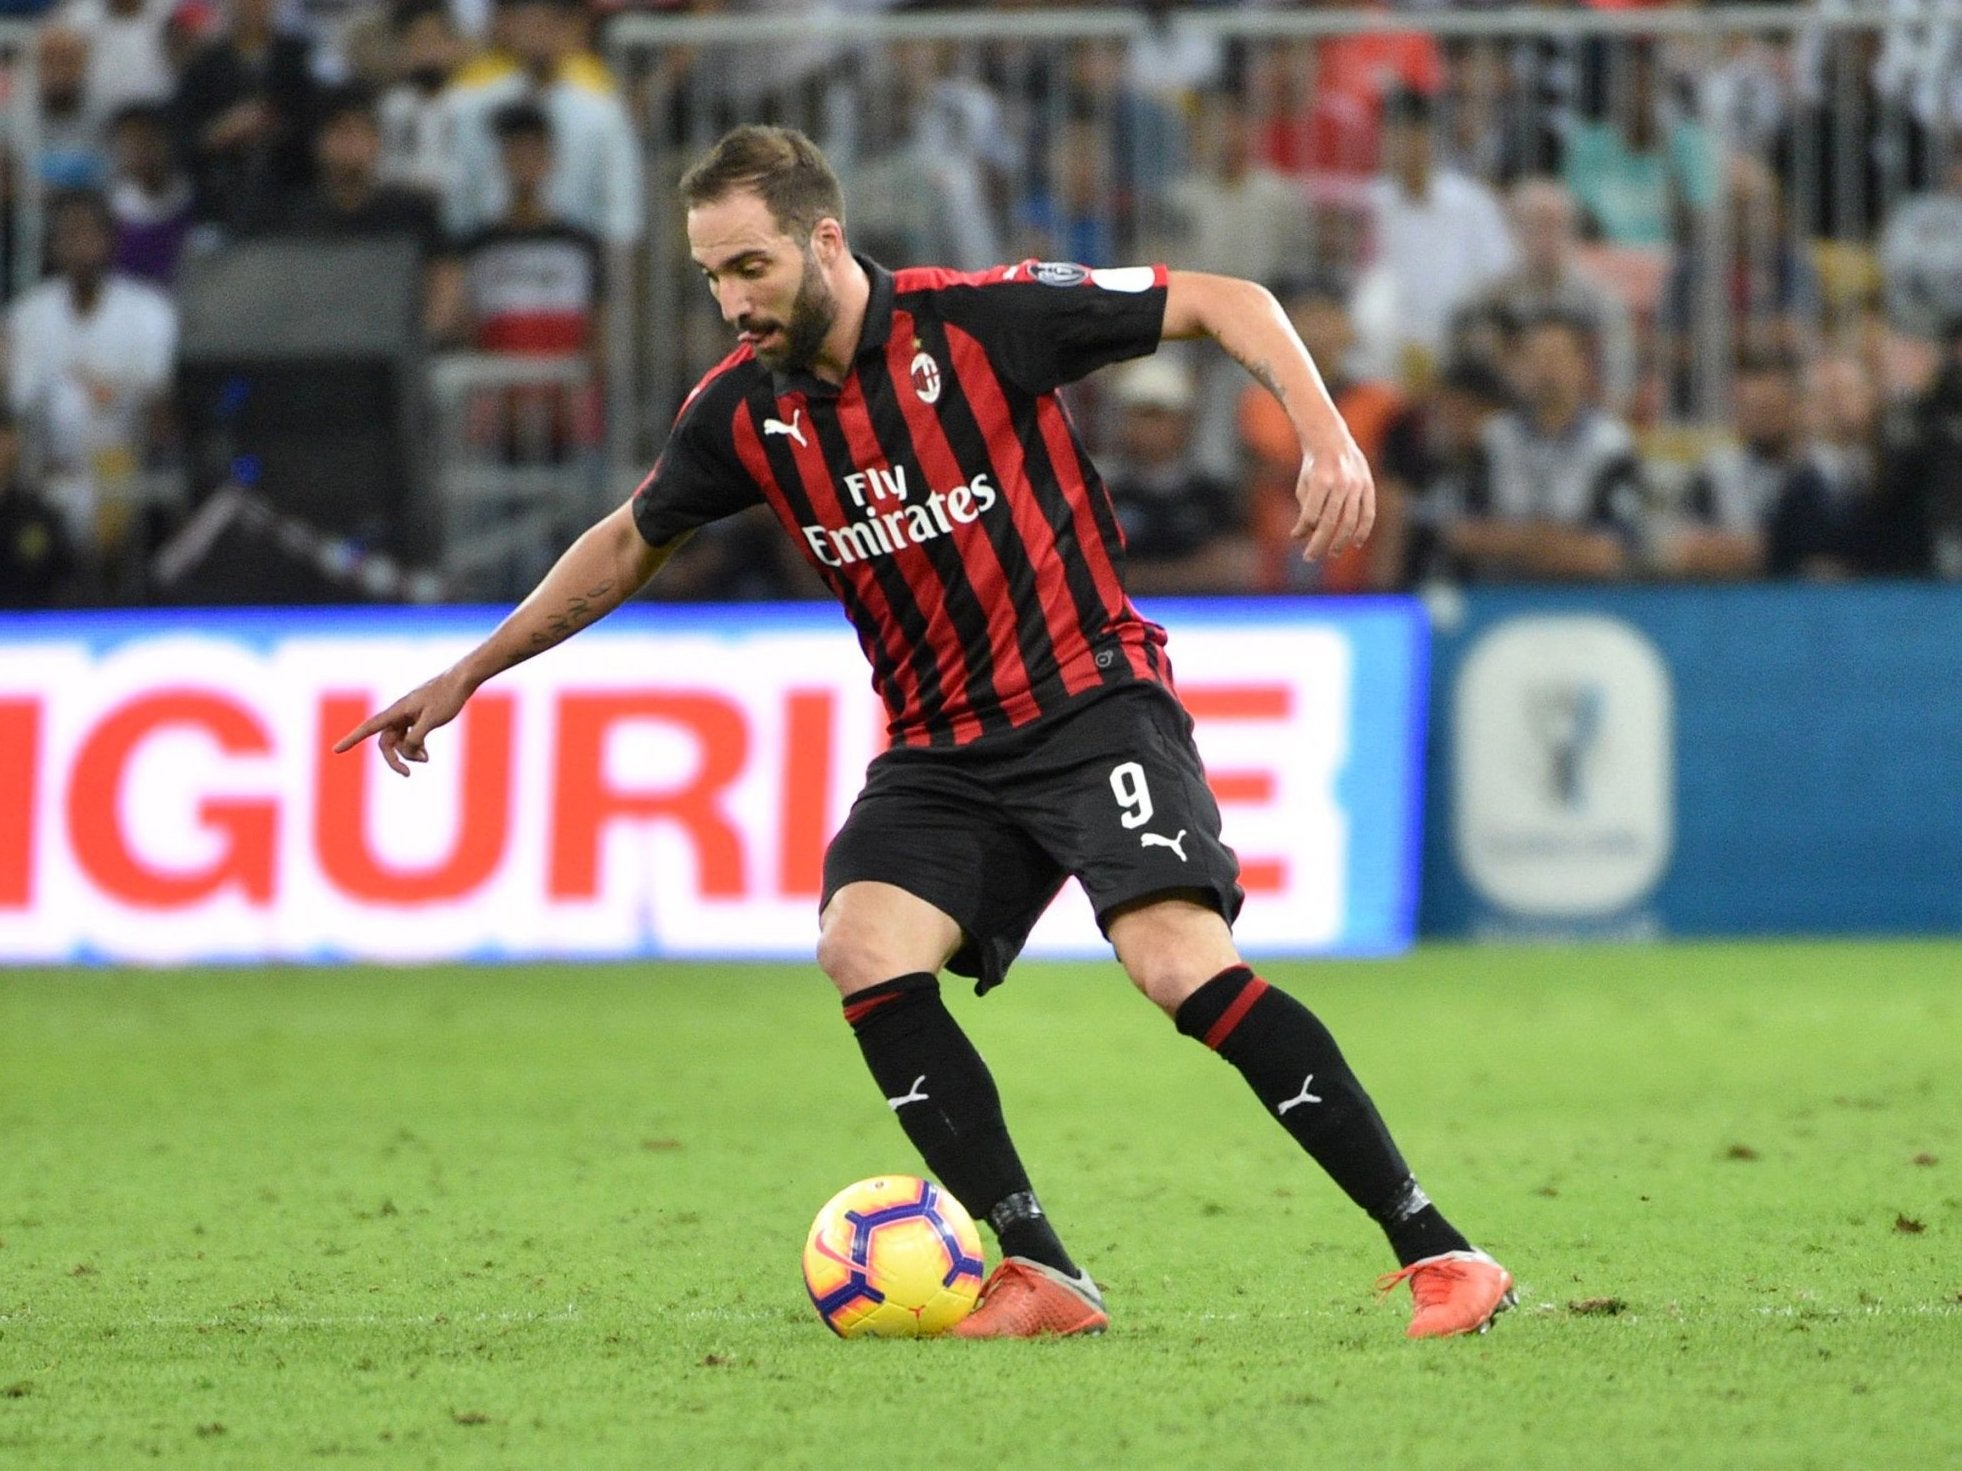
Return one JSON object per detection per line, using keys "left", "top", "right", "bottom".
{"left": 1105, "top": 893, "right": 1513, "bottom": 1337}
{"left": 820, "top": 879, "right": 1105, "bottom": 1337}
{"left": 1007, "top": 687, "right": 1511, "bottom": 1336}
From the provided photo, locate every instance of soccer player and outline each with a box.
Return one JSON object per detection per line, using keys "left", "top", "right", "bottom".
{"left": 336, "top": 125, "right": 1516, "bottom": 1340}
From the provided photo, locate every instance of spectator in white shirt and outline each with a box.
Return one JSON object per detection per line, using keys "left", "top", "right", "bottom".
{"left": 1458, "top": 178, "right": 1639, "bottom": 417}
{"left": 59, "top": 0, "right": 175, "bottom": 124}
{"left": 4, "top": 189, "right": 177, "bottom": 554}
{"left": 442, "top": 0, "right": 643, "bottom": 246}
{"left": 377, "top": 0, "right": 466, "bottom": 201}
{"left": 1365, "top": 88, "right": 1517, "bottom": 379}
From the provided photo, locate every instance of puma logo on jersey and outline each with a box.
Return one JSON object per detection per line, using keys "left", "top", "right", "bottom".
{"left": 886, "top": 1075, "right": 930, "bottom": 1111}
{"left": 763, "top": 409, "right": 806, "bottom": 446}
{"left": 1140, "top": 829, "right": 1188, "bottom": 861}
{"left": 1277, "top": 1074, "right": 1323, "bottom": 1115}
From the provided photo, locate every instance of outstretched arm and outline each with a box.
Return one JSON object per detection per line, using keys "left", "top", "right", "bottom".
{"left": 1161, "top": 270, "right": 1374, "bottom": 561}
{"left": 333, "top": 502, "right": 680, "bottom": 775}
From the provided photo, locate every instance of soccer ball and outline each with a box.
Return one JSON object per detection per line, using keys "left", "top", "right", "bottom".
{"left": 802, "top": 1175, "right": 986, "bottom": 1337}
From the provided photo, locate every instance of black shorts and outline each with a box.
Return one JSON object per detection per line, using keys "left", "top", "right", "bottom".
{"left": 821, "top": 684, "right": 1244, "bottom": 994}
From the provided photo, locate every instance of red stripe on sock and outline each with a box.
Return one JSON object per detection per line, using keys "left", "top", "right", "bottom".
{"left": 843, "top": 991, "right": 905, "bottom": 1026}
{"left": 1202, "top": 977, "right": 1270, "bottom": 1050}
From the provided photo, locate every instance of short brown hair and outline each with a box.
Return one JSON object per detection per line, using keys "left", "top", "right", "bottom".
{"left": 679, "top": 125, "right": 845, "bottom": 240}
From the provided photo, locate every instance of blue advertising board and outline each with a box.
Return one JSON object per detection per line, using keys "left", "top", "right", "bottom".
{"left": 1420, "top": 583, "right": 1962, "bottom": 938}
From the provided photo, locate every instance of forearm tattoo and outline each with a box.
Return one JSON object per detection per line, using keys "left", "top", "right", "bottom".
{"left": 528, "top": 579, "right": 616, "bottom": 651}
{"left": 1234, "top": 348, "right": 1288, "bottom": 408}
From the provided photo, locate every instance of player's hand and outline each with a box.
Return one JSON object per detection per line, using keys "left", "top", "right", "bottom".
{"left": 1291, "top": 435, "right": 1376, "bottom": 562}
{"left": 331, "top": 669, "right": 476, "bottom": 777}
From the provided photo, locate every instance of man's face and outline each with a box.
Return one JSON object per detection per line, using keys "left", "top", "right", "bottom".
{"left": 688, "top": 190, "right": 839, "bottom": 374}
{"left": 1519, "top": 324, "right": 1588, "bottom": 411}
{"left": 39, "top": 27, "right": 87, "bottom": 110}
{"left": 1117, "top": 403, "right": 1190, "bottom": 467}
{"left": 1807, "top": 359, "right": 1876, "bottom": 444}
{"left": 500, "top": 133, "right": 552, "bottom": 197}
{"left": 504, "top": 0, "right": 566, "bottom": 73}
{"left": 400, "top": 12, "right": 462, "bottom": 83}
{"left": 1735, "top": 370, "right": 1797, "bottom": 450}
{"left": 318, "top": 112, "right": 381, "bottom": 184}
{"left": 1383, "top": 120, "right": 1432, "bottom": 182}
{"left": 112, "top": 116, "right": 172, "bottom": 185}
{"left": 1287, "top": 295, "right": 1353, "bottom": 376}
{"left": 1514, "top": 189, "right": 1572, "bottom": 273}
{"left": 51, "top": 204, "right": 112, "bottom": 280}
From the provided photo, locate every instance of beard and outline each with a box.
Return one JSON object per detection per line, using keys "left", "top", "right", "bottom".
{"left": 744, "top": 247, "right": 837, "bottom": 373}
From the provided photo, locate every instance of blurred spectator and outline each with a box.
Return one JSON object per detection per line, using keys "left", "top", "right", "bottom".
{"left": 60, "top": 0, "right": 175, "bottom": 122}
{"left": 1165, "top": 91, "right": 1311, "bottom": 284}
{"left": 850, "top": 39, "right": 1014, "bottom": 271}
{"left": 1863, "top": 325, "right": 1962, "bottom": 577}
{"left": 1390, "top": 356, "right": 1514, "bottom": 585}
{"left": 106, "top": 104, "right": 196, "bottom": 286}
{"left": 4, "top": 189, "right": 176, "bottom": 564}
{"left": 1125, "top": 0, "right": 1223, "bottom": 106}
{"left": 172, "top": 0, "right": 318, "bottom": 229}
{"left": 458, "top": 102, "right": 598, "bottom": 352}
{"left": 1439, "top": 38, "right": 1556, "bottom": 186}
{"left": 1754, "top": 352, "right": 1882, "bottom": 580}
{"left": 1248, "top": 10, "right": 1444, "bottom": 185}
{"left": 377, "top": 0, "right": 468, "bottom": 201}
{"left": 1804, "top": 353, "right": 1880, "bottom": 508}
{"left": 1100, "top": 357, "right": 1251, "bottom": 595}
{"left": 1016, "top": 108, "right": 1115, "bottom": 266}
{"left": 34, "top": 25, "right": 109, "bottom": 190}
{"left": 1460, "top": 178, "right": 1638, "bottom": 417}
{"left": 1365, "top": 89, "right": 1516, "bottom": 379}
{"left": 1563, "top": 40, "right": 1718, "bottom": 248}
{"left": 1661, "top": 156, "right": 1820, "bottom": 377}
{"left": 1061, "top": 41, "right": 1184, "bottom": 249}
{"left": 1662, "top": 350, "right": 1827, "bottom": 578}
{"left": 457, "top": 101, "right": 604, "bottom": 455}
{"left": 1878, "top": 151, "right": 1962, "bottom": 342}
{"left": 0, "top": 417, "right": 80, "bottom": 608}
{"left": 1438, "top": 312, "right": 1644, "bottom": 582}
{"left": 1166, "top": 90, "right": 1312, "bottom": 480}
{"left": 256, "top": 83, "right": 463, "bottom": 343}
{"left": 444, "top": 0, "right": 643, "bottom": 246}
{"left": 1240, "top": 275, "right": 1407, "bottom": 593}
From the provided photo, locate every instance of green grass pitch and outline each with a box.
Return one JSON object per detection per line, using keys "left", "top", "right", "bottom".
{"left": 2, "top": 941, "right": 1958, "bottom": 1469}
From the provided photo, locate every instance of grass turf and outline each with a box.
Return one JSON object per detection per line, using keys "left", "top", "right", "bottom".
{"left": 1, "top": 941, "right": 1958, "bottom": 1470}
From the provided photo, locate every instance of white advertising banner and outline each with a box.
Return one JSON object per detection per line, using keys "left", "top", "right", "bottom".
{"left": 0, "top": 602, "right": 1427, "bottom": 965}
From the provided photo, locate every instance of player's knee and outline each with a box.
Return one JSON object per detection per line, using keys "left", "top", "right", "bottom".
{"left": 1124, "top": 957, "right": 1213, "bottom": 1016}
{"left": 815, "top": 922, "right": 909, "bottom": 997}
{"left": 1108, "top": 895, "right": 1241, "bottom": 1016}
{"left": 815, "top": 924, "right": 873, "bottom": 995}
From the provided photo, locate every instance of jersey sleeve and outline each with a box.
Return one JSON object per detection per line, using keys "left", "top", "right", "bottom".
{"left": 630, "top": 378, "right": 762, "bottom": 548}
{"left": 934, "top": 261, "right": 1169, "bottom": 395}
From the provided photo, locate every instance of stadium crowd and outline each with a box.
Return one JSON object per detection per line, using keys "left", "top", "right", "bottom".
{"left": 4, "top": 0, "right": 1962, "bottom": 608}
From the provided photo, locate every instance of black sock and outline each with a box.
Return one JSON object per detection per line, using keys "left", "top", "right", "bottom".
{"left": 1175, "top": 967, "right": 1473, "bottom": 1267}
{"left": 844, "top": 974, "right": 1077, "bottom": 1277}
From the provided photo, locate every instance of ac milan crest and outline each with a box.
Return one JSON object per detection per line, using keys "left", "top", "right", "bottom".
{"left": 910, "top": 351, "right": 942, "bottom": 405}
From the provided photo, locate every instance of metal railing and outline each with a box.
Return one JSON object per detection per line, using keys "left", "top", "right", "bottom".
{"left": 427, "top": 351, "right": 605, "bottom": 601}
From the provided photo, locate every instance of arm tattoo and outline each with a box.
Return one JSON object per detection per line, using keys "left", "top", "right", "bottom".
{"left": 528, "top": 579, "right": 616, "bottom": 651}
{"left": 1234, "top": 349, "right": 1288, "bottom": 407}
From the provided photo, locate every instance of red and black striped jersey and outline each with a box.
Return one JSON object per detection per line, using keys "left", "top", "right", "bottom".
{"left": 632, "top": 255, "right": 1175, "bottom": 747}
